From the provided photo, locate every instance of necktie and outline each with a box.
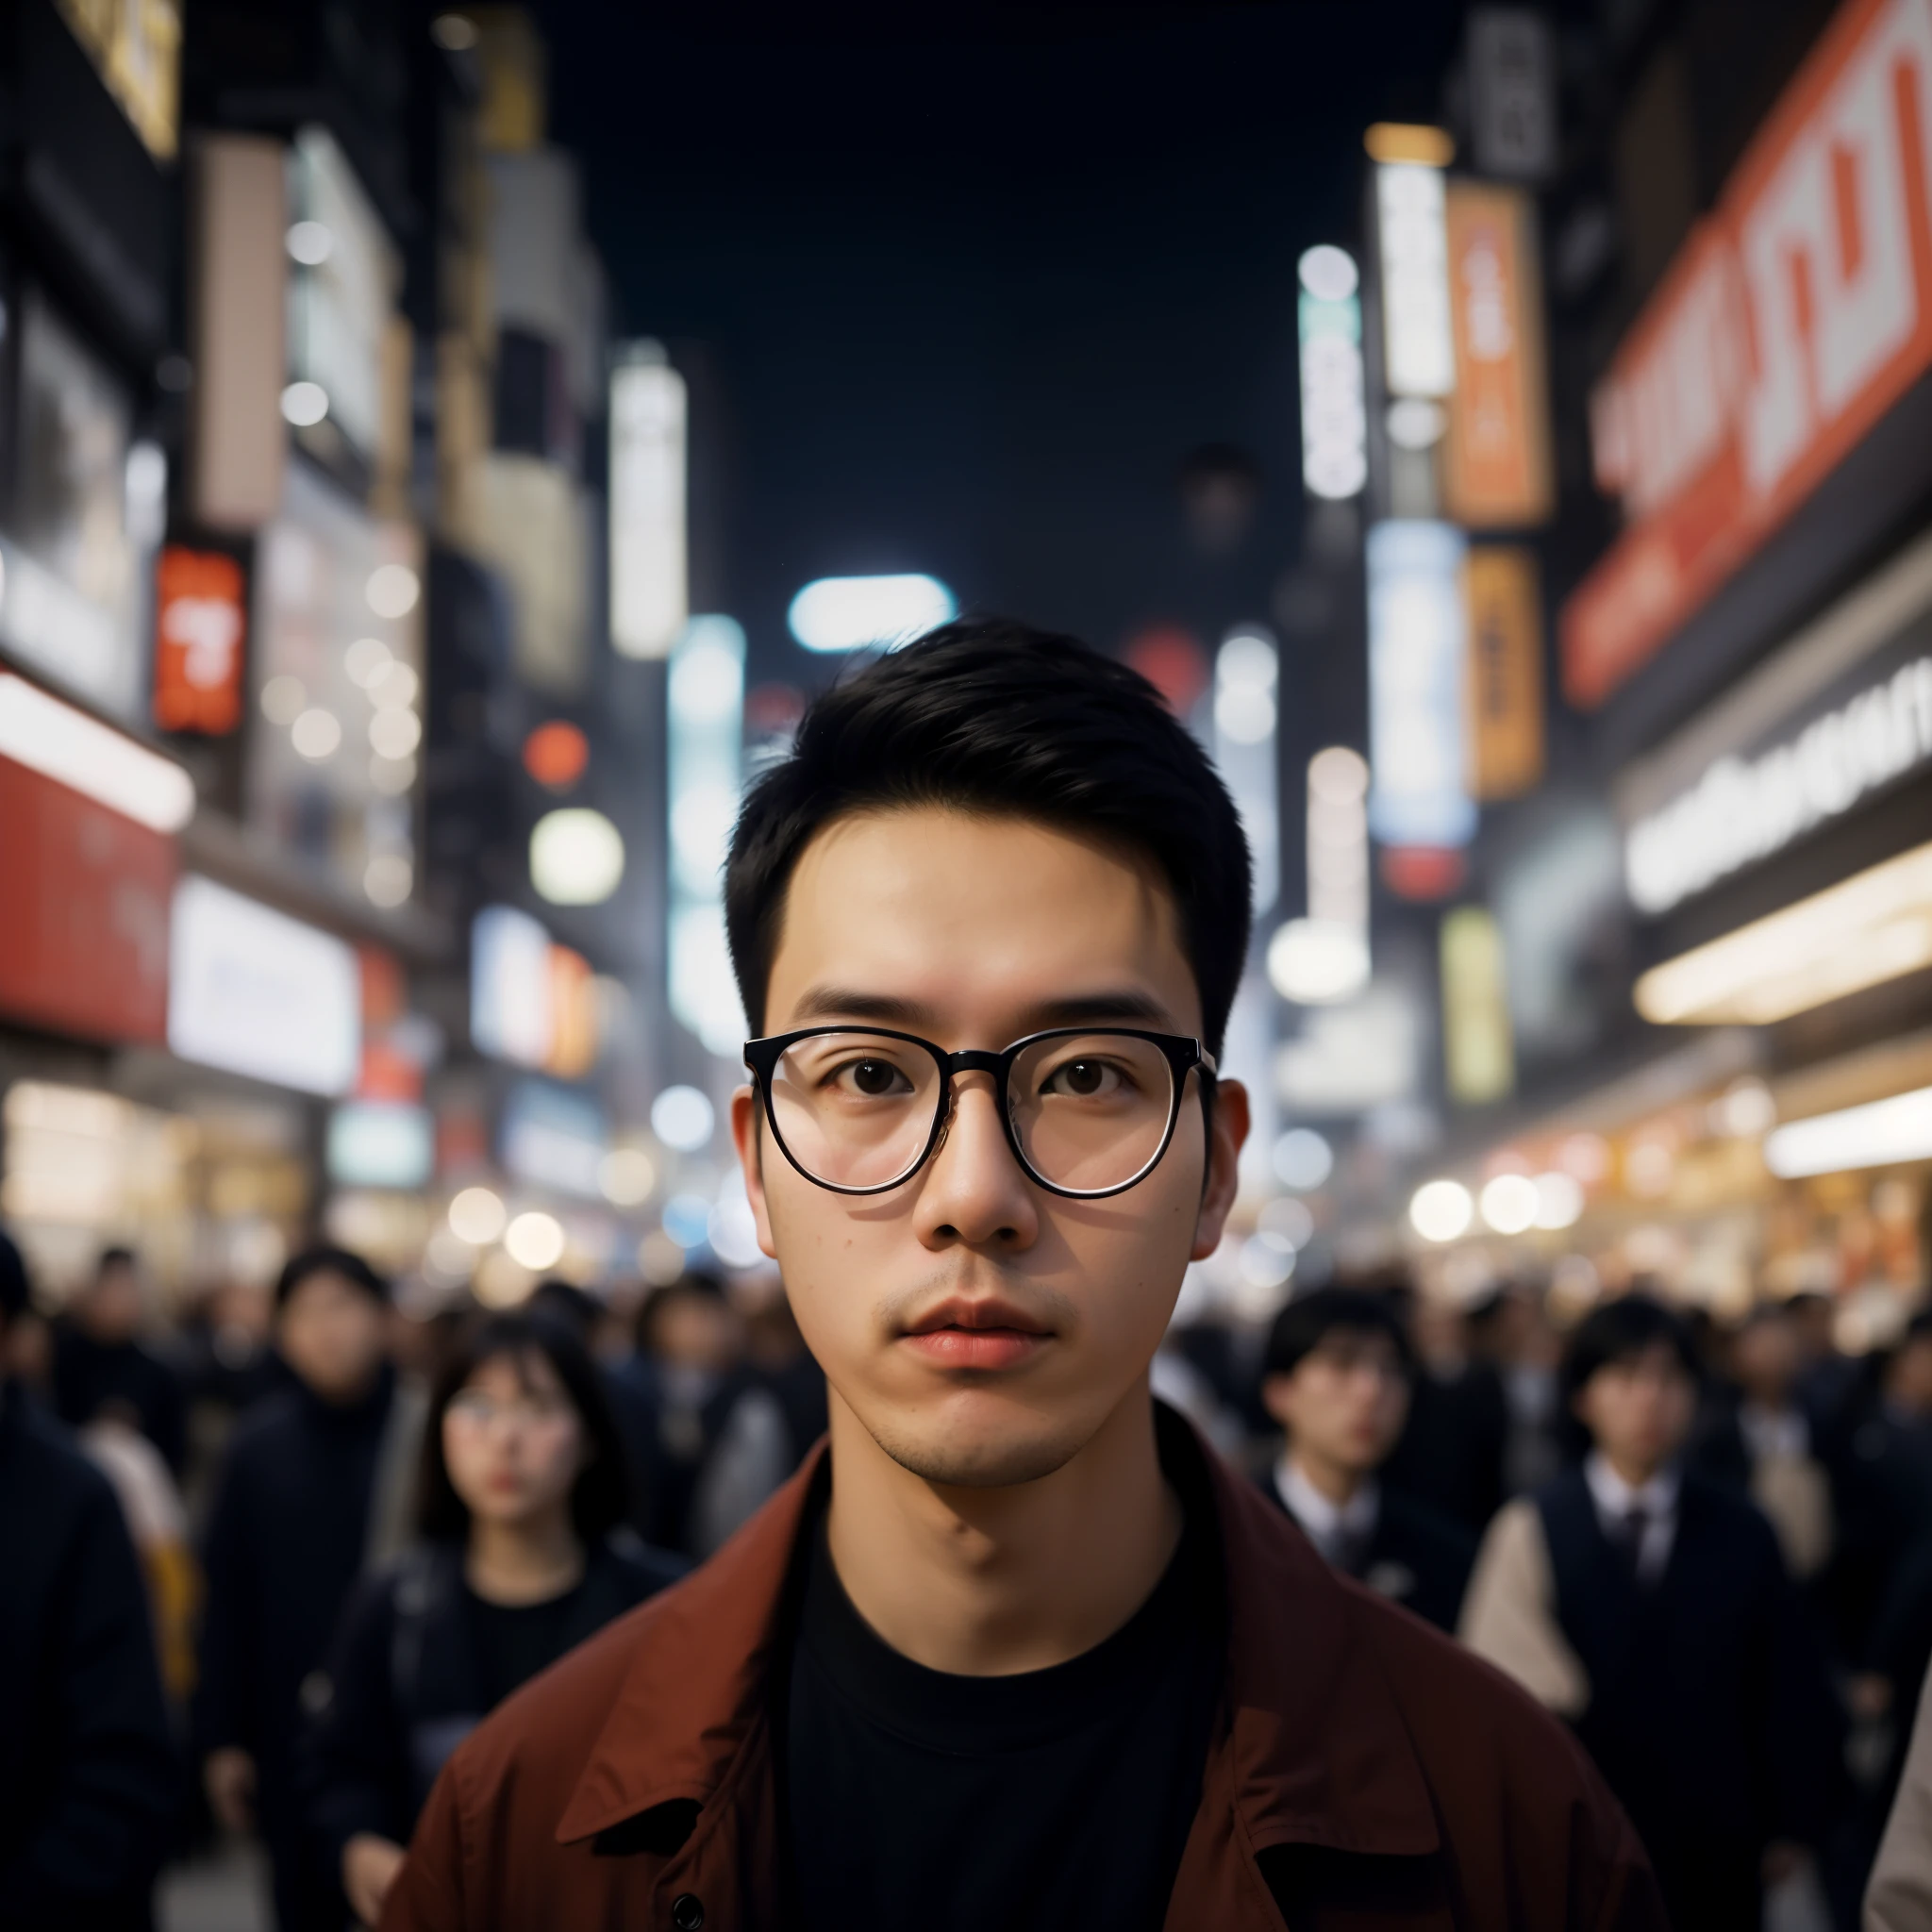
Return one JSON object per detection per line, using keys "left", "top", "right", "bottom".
{"left": 1615, "top": 1505, "right": 1650, "bottom": 1580}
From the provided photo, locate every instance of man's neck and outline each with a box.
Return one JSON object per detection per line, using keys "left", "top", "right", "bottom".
{"left": 824, "top": 1384, "right": 1182, "bottom": 1677}
{"left": 1594, "top": 1448, "right": 1669, "bottom": 1492}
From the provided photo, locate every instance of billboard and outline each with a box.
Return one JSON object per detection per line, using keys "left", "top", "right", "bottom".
{"left": 1565, "top": 0, "right": 1932, "bottom": 705}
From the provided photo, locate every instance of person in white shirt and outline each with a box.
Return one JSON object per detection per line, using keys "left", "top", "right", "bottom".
{"left": 1257, "top": 1287, "right": 1474, "bottom": 1632}
{"left": 1461, "top": 1295, "right": 1840, "bottom": 1932}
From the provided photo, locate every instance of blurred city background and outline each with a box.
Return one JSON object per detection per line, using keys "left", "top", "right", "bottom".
{"left": 5, "top": 0, "right": 1932, "bottom": 1925}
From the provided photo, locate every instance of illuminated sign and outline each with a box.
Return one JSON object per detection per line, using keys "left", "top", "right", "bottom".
{"left": 1463, "top": 545, "right": 1545, "bottom": 799}
{"left": 1213, "top": 628, "right": 1278, "bottom": 916}
{"left": 669, "top": 617, "right": 746, "bottom": 1057}
{"left": 1442, "top": 183, "right": 1553, "bottom": 529}
{"left": 470, "top": 906, "right": 600, "bottom": 1078}
{"left": 609, "top": 352, "right": 688, "bottom": 659}
{"left": 1467, "top": 8, "right": 1557, "bottom": 182}
{"left": 1566, "top": 0, "right": 1932, "bottom": 705}
{"left": 153, "top": 546, "right": 246, "bottom": 735}
{"left": 1367, "top": 521, "right": 1475, "bottom": 849}
{"left": 1374, "top": 162, "right": 1454, "bottom": 400}
{"left": 1296, "top": 247, "right": 1367, "bottom": 501}
{"left": 1625, "top": 652, "right": 1932, "bottom": 914}
{"left": 1441, "top": 906, "right": 1514, "bottom": 1105}
{"left": 500, "top": 1079, "right": 607, "bottom": 1198}
{"left": 788, "top": 575, "right": 957, "bottom": 654}
{"left": 168, "top": 875, "right": 360, "bottom": 1094}
{"left": 1269, "top": 748, "right": 1371, "bottom": 1007}
{"left": 56, "top": 0, "right": 180, "bottom": 160}
{"left": 327, "top": 1101, "right": 434, "bottom": 1189}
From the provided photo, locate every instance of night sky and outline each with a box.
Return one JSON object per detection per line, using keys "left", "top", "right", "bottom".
{"left": 539, "top": 3, "right": 1466, "bottom": 707}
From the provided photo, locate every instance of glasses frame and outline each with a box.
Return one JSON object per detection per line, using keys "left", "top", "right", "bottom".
{"left": 741, "top": 1024, "right": 1217, "bottom": 1201}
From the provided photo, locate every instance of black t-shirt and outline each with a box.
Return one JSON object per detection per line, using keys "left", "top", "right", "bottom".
{"left": 782, "top": 1493, "right": 1221, "bottom": 1932}
{"left": 463, "top": 1579, "right": 587, "bottom": 1711}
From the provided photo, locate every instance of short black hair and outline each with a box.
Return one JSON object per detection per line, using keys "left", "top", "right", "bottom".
{"left": 1264, "top": 1288, "right": 1414, "bottom": 1381}
{"left": 1559, "top": 1295, "right": 1700, "bottom": 1412}
{"left": 724, "top": 618, "right": 1253, "bottom": 1055}
{"left": 529, "top": 1279, "right": 602, "bottom": 1341}
{"left": 274, "top": 1244, "right": 389, "bottom": 1311}
{"left": 0, "top": 1228, "right": 29, "bottom": 1325}
{"left": 417, "top": 1312, "right": 630, "bottom": 1544}
{"left": 97, "top": 1245, "right": 137, "bottom": 1274}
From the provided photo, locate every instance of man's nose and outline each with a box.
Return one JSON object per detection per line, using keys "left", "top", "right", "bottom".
{"left": 912, "top": 1072, "right": 1040, "bottom": 1252}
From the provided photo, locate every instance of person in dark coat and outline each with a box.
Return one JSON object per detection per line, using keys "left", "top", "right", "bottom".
{"left": 193, "top": 1246, "right": 414, "bottom": 1932}
{"left": 304, "top": 1310, "right": 684, "bottom": 1926}
{"left": 1257, "top": 1287, "right": 1476, "bottom": 1632}
{"left": 0, "top": 1226, "right": 178, "bottom": 1930}
{"left": 53, "top": 1246, "right": 188, "bottom": 1475}
{"left": 1462, "top": 1295, "right": 1842, "bottom": 1932}
{"left": 1379, "top": 1283, "right": 1509, "bottom": 1535}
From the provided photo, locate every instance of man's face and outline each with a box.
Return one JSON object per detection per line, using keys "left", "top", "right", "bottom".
{"left": 277, "top": 1270, "right": 387, "bottom": 1405}
{"left": 733, "top": 808, "right": 1246, "bottom": 1490}
{"left": 84, "top": 1261, "right": 143, "bottom": 1343}
{"left": 1573, "top": 1339, "right": 1695, "bottom": 1475}
{"left": 1262, "top": 1329, "right": 1410, "bottom": 1479}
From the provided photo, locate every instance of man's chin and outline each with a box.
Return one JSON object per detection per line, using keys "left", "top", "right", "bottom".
{"left": 861, "top": 1401, "right": 1088, "bottom": 1490}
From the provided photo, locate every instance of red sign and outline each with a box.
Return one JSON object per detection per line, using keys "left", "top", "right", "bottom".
{"left": 0, "top": 757, "right": 174, "bottom": 1043}
{"left": 153, "top": 545, "right": 247, "bottom": 733}
{"left": 1564, "top": 0, "right": 1932, "bottom": 706}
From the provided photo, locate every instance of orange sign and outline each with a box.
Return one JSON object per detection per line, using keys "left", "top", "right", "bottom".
{"left": 1564, "top": 0, "right": 1932, "bottom": 706}
{"left": 153, "top": 545, "right": 246, "bottom": 733}
{"left": 1443, "top": 182, "right": 1553, "bottom": 528}
{"left": 1463, "top": 545, "right": 1545, "bottom": 799}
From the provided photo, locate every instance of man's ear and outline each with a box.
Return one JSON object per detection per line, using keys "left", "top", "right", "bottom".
{"left": 1260, "top": 1371, "right": 1297, "bottom": 1433}
{"left": 1191, "top": 1076, "right": 1249, "bottom": 1261}
{"left": 730, "top": 1085, "right": 779, "bottom": 1262}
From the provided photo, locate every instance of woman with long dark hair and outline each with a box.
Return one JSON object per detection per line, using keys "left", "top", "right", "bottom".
{"left": 304, "top": 1311, "right": 686, "bottom": 1926}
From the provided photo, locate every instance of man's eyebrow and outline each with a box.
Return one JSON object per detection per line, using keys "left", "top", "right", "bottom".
{"left": 780, "top": 987, "right": 1178, "bottom": 1033}
{"left": 788, "top": 987, "right": 941, "bottom": 1026}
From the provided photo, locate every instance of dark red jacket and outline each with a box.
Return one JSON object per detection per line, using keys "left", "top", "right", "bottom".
{"left": 381, "top": 1420, "right": 1665, "bottom": 1931}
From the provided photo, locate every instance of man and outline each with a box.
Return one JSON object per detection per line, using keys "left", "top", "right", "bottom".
{"left": 382, "top": 622, "right": 1661, "bottom": 1931}
{"left": 1258, "top": 1287, "right": 1475, "bottom": 1631}
{"left": 1378, "top": 1283, "right": 1508, "bottom": 1537}
{"left": 54, "top": 1245, "right": 188, "bottom": 1475}
{"left": 196, "top": 1246, "right": 422, "bottom": 1932}
{"left": 0, "top": 1226, "right": 178, "bottom": 1928}
{"left": 1462, "top": 1294, "right": 1840, "bottom": 1932}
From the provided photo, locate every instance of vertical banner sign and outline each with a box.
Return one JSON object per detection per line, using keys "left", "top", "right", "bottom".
{"left": 153, "top": 546, "right": 247, "bottom": 733}
{"left": 1463, "top": 545, "right": 1546, "bottom": 799}
{"left": 1467, "top": 8, "right": 1557, "bottom": 182}
{"left": 609, "top": 353, "right": 688, "bottom": 659}
{"left": 1566, "top": 0, "right": 1932, "bottom": 706}
{"left": 1441, "top": 906, "right": 1515, "bottom": 1105}
{"left": 1367, "top": 521, "right": 1476, "bottom": 849}
{"left": 1443, "top": 182, "right": 1554, "bottom": 528}
{"left": 1375, "top": 164, "right": 1456, "bottom": 399}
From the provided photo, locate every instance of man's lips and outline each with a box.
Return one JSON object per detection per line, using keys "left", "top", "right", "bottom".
{"left": 897, "top": 1295, "right": 1052, "bottom": 1370}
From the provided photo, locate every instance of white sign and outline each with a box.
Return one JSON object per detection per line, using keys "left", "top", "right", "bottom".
{"left": 168, "top": 874, "right": 360, "bottom": 1094}
{"left": 471, "top": 905, "right": 555, "bottom": 1069}
{"left": 1366, "top": 521, "right": 1474, "bottom": 848}
{"left": 327, "top": 1101, "right": 433, "bottom": 1189}
{"left": 609, "top": 355, "right": 688, "bottom": 659}
{"left": 1376, "top": 164, "right": 1455, "bottom": 399}
{"left": 1626, "top": 654, "right": 1932, "bottom": 913}
{"left": 1297, "top": 248, "right": 1367, "bottom": 500}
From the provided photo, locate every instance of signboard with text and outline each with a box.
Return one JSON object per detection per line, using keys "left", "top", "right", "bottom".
{"left": 1566, "top": 0, "right": 1932, "bottom": 706}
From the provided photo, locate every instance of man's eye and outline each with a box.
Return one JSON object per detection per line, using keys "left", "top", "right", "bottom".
{"left": 1043, "top": 1059, "right": 1122, "bottom": 1098}
{"left": 840, "top": 1058, "right": 908, "bottom": 1097}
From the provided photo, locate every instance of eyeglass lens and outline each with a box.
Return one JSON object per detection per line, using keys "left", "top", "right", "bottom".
{"left": 767, "top": 1031, "right": 1178, "bottom": 1193}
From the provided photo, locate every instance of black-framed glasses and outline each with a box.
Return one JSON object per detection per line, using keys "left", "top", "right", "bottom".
{"left": 741, "top": 1025, "right": 1216, "bottom": 1200}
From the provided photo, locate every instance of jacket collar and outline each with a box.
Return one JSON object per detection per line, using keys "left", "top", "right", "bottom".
{"left": 557, "top": 1406, "right": 1440, "bottom": 1862}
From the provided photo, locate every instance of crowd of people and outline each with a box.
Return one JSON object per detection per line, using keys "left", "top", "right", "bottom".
{"left": 7, "top": 1216, "right": 1932, "bottom": 1927}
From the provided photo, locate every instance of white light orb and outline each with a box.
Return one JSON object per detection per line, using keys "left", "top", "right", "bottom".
{"left": 447, "top": 1186, "right": 507, "bottom": 1245}
{"left": 280, "top": 380, "right": 328, "bottom": 427}
{"left": 1409, "top": 1178, "right": 1474, "bottom": 1243}
{"left": 1273, "top": 1127, "right": 1335, "bottom": 1191}
{"left": 369, "top": 708, "right": 423, "bottom": 759}
{"left": 503, "top": 1210, "right": 566, "bottom": 1273}
{"left": 344, "top": 637, "right": 391, "bottom": 688}
{"left": 599, "top": 1146, "right": 658, "bottom": 1207}
{"left": 1533, "top": 1172, "right": 1586, "bottom": 1231}
{"left": 365, "top": 563, "right": 422, "bottom": 619}
{"left": 1267, "top": 918, "right": 1370, "bottom": 1004}
{"left": 1298, "top": 244, "right": 1359, "bottom": 302}
{"left": 1478, "top": 1173, "right": 1541, "bottom": 1236}
{"left": 261, "top": 675, "right": 307, "bottom": 724}
{"left": 291, "top": 708, "right": 341, "bottom": 759}
{"left": 1307, "top": 745, "right": 1370, "bottom": 803}
{"left": 530, "top": 808, "right": 625, "bottom": 906}
{"left": 651, "top": 1085, "right": 714, "bottom": 1152}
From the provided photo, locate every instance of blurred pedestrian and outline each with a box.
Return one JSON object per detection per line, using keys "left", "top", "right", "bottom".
{"left": 624, "top": 1272, "right": 744, "bottom": 1552}
{"left": 305, "top": 1312, "right": 684, "bottom": 1928}
{"left": 1869, "top": 1657, "right": 1932, "bottom": 1931}
{"left": 0, "top": 1225, "right": 178, "bottom": 1928}
{"left": 1697, "top": 1302, "right": 1835, "bottom": 1580}
{"left": 1379, "top": 1281, "right": 1507, "bottom": 1537}
{"left": 55, "top": 1246, "right": 188, "bottom": 1476}
{"left": 1473, "top": 1285, "right": 1566, "bottom": 1497}
{"left": 1258, "top": 1288, "right": 1475, "bottom": 1630}
{"left": 1461, "top": 1295, "right": 1840, "bottom": 1932}
{"left": 193, "top": 1246, "right": 425, "bottom": 1932}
